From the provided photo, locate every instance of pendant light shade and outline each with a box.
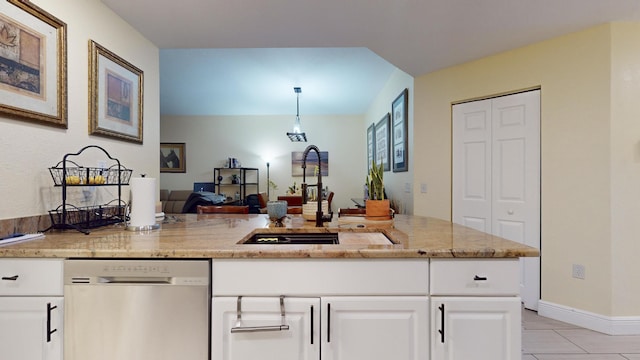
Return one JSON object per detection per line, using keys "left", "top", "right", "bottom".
{"left": 286, "top": 87, "right": 307, "bottom": 142}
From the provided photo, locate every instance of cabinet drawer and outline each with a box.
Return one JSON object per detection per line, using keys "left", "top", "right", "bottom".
{"left": 0, "top": 259, "right": 63, "bottom": 296}
{"left": 212, "top": 259, "right": 429, "bottom": 296}
{"left": 430, "top": 259, "right": 519, "bottom": 296}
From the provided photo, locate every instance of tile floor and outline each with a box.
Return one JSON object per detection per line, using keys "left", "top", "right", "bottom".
{"left": 522, "top": 309, "right": 640, "bottom": 359}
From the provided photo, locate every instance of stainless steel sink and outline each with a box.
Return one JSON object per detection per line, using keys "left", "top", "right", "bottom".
{"left": 245, "top": 233, "right": 339, "bottom": 245}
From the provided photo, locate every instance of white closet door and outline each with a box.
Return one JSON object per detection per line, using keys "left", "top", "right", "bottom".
{"left": 452, "top": 99, "right": 492, "bottom": 233}
{"left": 491, "top": 91, "right": 540, "bottom": 310}
{"left": 453, "top": 90, "right": 540, "bottom": 310}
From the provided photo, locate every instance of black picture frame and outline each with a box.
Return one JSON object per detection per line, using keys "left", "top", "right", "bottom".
{"left": 392, "top": 88, "right": 409, "bottom": 172}
{"left": 367, "top": 122, "right": 375, "bottom": 171}
{"left": 375, "top": 113, "right": 391, "bottom": 172}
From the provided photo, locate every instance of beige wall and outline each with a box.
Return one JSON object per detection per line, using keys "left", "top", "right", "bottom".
{"left": 160, "top": 114, "right": 365, "bottom": 211}
{"left": 415, "top": 23, "right": 640, "bottom": 317}
{"left": 0, "top": 0, "right": 160, "bottom": 220}
{"left": 610, "top": 23, "right": 640, "bottom": 315}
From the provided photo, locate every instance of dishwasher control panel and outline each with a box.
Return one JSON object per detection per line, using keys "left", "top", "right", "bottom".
{"left": 64, "top": 259, "right": 210, "bottom": 286}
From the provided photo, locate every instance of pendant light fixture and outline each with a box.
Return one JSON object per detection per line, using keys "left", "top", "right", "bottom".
{"left": 286, "top": 87, "right": 307, "bottom": 142}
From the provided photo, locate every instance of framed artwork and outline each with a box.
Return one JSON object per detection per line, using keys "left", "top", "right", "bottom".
{"left": 89, "top": 40, "right": 143, "bottom": 143}
{"left": 0, "top": 0, "right": 67, "bottom": 127}
{"left": 392, "top": 88, "right": 409, "bottom": 172}
{"left": 366, "top": 123, "right": 375, "bottom": 171}
{"left": 160, "top": 142, "right": 186, "bottom": 173}
{"left": 375, "top": 113, "right": 390, "bottom": 172}
{"left": 291, "top": 151, "right": 329, "bottom": 177}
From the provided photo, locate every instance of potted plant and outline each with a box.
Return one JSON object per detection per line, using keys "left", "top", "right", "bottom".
{"left": 366, "top": 158, "right": 391, "bottom": 220}
{"left": 288, "top": 181, "right": 299, "bottom": 195}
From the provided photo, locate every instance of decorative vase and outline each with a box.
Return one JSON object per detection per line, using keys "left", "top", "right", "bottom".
{"left": 365, "top": 199, "right": 391, "bottom": 220}
{"left": 267, "top": 201, "right": 288, "bottom": 227}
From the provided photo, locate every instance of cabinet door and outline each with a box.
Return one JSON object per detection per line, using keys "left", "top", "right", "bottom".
{"left": 0, "top": 297, "right": 63, "bottom": 360}
{"left": 431, "top": 297, "right": 521, "bottom": 360}
{"left": 322, "top": 296, "right": 428, "bottom": 360}
{"left": 212, "top": 297, "right": 319, "bottom": 360}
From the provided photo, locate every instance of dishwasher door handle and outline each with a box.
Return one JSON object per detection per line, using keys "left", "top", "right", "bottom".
{"left": 98, "top": 276, "right": 172, "bottom": 284}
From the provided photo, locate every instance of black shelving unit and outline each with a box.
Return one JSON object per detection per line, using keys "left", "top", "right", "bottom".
{"left": 213, "top": 167, "right": 259, "bottom": 204}
{"left": 45, "top": 145, "right": 132, "bottom": 234}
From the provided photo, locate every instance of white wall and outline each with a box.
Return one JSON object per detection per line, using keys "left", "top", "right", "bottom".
{"left": 160, "top": 114, "right": 365, "bottom": 211}
{"left": 0, "top": 0, "right": 160, "bottom": 220}
{"left": 364, "top": 69, "right": 414, "bottom": 214}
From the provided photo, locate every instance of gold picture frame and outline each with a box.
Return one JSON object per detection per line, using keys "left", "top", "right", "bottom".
{"left": 0, "top": 0, "right": 67, "bottom": 127}
{"left": 160, "top": 142, "right": 186, "bottom": 173}
{"left": 89, "top": 40, "right": 143, "bottom": 143}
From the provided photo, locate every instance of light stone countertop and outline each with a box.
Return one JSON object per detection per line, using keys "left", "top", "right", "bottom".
{"left": 0, "top": 214, "right": 539, "bottom": 259}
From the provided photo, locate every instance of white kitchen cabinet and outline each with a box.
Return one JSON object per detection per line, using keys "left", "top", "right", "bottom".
{"left": 211, "top": 259, "right": 430, "bottom": 360}
{"left": 0, "top": 259, "right": 64, "bottom": 360}
{"left": 211, "top": 296, "right": 428, "bottom": 360}
{"left": 431, "top": 297, "right": 521, "bottom": 360}
{"left": 322, "top": 296, "right": 428, "bottom": 360}
{"left": 430, "top": 259, "right": 521, "bottom": 360}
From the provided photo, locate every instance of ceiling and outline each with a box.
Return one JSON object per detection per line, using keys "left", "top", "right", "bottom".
{"left": 101, "top": 0, "right": 640, "bottom": 116}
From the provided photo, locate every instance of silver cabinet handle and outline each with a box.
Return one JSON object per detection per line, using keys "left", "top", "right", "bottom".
{"left": 231, "top": 295, "right": 290, "bottom": 333}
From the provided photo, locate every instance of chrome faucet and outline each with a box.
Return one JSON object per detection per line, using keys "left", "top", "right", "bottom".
{"left": 301, "top": 145, "right": 324, "bottom": 227}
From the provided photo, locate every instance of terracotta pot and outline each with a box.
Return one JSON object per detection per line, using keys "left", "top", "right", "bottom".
{"left": 365, "top": 199, "right": 391, "bottom": 220}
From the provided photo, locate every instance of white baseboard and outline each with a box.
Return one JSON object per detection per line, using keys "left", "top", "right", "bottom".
{"left": 538, "top": 300, "right": 640, "bottom": 335}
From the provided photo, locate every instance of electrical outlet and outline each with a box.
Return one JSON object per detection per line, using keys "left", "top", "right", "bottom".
{"left": 405, "top": 182, "right": 411, "bottom": 193}
{"left": 572, "top": 264, "right": 585, "bottom": 279}
{"left": 420, "top": 183, "right": 427, "bottom": 193}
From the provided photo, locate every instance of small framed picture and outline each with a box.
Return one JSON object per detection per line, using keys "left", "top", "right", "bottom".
{"left": 160, "top": 143, "right": 186, "bottom": 173}
{"left": 375, "top": 113, "right": 391, "bottom": 171}
{"left": 291, "top": 151, "right": 329, "bottom": 177}
{"left": 89, "top": 40, "right": 144, "bottom": 143}
{"left": 392, "top": 89, "right": 409, "bottom": 172}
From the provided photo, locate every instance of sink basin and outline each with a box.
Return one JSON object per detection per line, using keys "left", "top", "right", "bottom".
{"left": 245, "top": 233, "right": 339, "bottom": 245}
{"left": 242, "top": 231, "right": 395, "bottom": 245}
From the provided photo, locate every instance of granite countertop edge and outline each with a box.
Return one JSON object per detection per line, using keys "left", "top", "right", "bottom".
{"left": 0, "top": 214, "right": 540, "bottom": 259}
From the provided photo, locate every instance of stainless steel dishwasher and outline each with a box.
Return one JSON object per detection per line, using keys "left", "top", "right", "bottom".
{"left": 64, "top": 259, "right": 210, "bottom": 360}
